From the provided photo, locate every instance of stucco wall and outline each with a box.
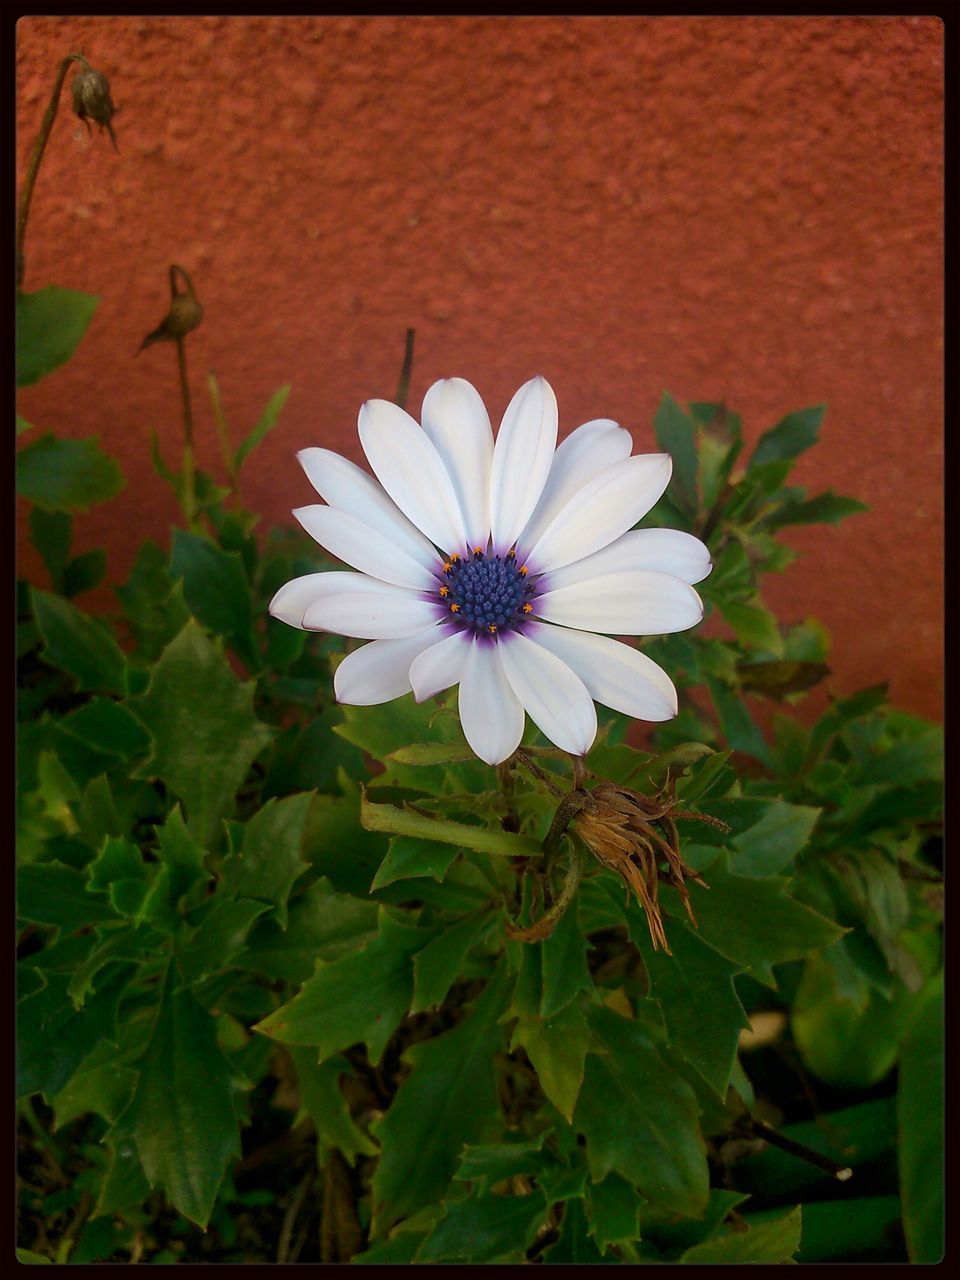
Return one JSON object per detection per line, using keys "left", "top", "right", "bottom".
{"left": 16, "top": 15, "right": 943, "bottom": 719}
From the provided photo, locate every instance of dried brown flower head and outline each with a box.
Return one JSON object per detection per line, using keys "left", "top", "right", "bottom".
{"left": 72, "top": 64, "right": 119, "bottom": 152}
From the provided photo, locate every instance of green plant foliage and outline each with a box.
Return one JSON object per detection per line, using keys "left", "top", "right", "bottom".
{"left": 16, "top": 286, "right": 99, "bottom": 386}
{"left": 16, "top": 308, "right": 941, "bottom": 1265}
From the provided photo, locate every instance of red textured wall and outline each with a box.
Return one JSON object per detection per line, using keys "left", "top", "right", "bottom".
{"left": 16, "top": 16, "right": 943, "bottom": 720}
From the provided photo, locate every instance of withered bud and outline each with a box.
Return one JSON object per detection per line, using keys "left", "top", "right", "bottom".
{"left": 137, "top": 268, "right": 204, "bottom": 355}
{"left": 573, "top": 779, "right": 719, "bottom": 954}
{"left": 72, "top": 64, "right": 119, "bottom": 152}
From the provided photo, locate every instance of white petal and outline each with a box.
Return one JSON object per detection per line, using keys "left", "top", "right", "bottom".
{"left": 497, "top": 630, "right": 597, "bottom": 757}
{"left": 534, "top": 569, "right": 704, "bottom": 635}
{"left": 543, "top": 528, "right": 712, "bottom": 592}
{"left": 293, "top": 505, "right": 437, "bottom": 591}
{"left": 333, "top": 625, "right": 447, "bottom": 705}
{"left": 269, "top": 572, "right": 335, "bottom": 629}
{"left": 526, "top": 622, "right": 678, "bottom": 722}
{"left": 297, "top": 447, "right": 439, "bottom": 571}
{"left": 525, "top": 454, "right": 673, "bottom": 573}
{"left": 457, "top": 638, "right": 525, "bottom": 766}
{"left": 516, "top": 418, "right": 633, "bottom": 556}
{"left": 489, "top": 376, "right": 558, "bottom": 552}
{"left": 421, "top": 378, "right": 494, "bottom": 550}
{"left": 409, "top": 627, "right": 471, "bottom": 702}
{"left": 300, "top": 572, "right": 440, "bottom": 639}
{"left": 358, "top": 400, "right": 467, "bottom": 554}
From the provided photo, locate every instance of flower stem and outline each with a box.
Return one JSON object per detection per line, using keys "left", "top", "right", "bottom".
{"left": 750, "top": 1118, "right": 853, "bottom": 1181}
{"left": 169, "top": 265, "right": 197, "bottom": 528}
{"left": 394, "top": 327, "right": 415, "bottom": 410}
{"left": 207, "top": 369, "right": 239, "bottom": 496}
{"left": 16, "top": 53, "right": 92, "bottom": 285}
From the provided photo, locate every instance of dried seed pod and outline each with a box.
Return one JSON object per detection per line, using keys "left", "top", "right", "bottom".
{"left": 72, "top": 64, "right": 119, "bottom": 151}
{"left": 137, "top": 267, "right": 204, "bottom": 355}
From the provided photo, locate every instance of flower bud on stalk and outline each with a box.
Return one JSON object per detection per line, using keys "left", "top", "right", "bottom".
{"left": 137, "top": 269, "right": 204, "bottom": 355}
{"left": 71, "top": 63, "right": 119, "bottom": 152}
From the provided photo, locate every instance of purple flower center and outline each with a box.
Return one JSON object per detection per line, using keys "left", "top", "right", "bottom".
{"left": 439, "top": 550, "right": 538, "bottom": 635}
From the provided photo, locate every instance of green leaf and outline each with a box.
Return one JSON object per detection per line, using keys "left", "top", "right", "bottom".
{"left": 587, "top": 1173, "right": 643, "bottom": 1252}
{"left": 371, "top": 963, "right": 510, "bottom": 1233}
{"left": 29, "top": 508, "right": 72, "bottom": 591}
{"left": 17, "top": 433, "right": 124, "bottom": 512}
{"left": 31, "top": 588, "right": 128, "bottom": 695}
{"left": 94, "top": 1138, "right": 151, "bottom": 1217}
{"left": 256, "top": 909, "right": 433, "bottom": 1063}
{"left": 64, "top": 549, "right": 107, "bottom": 598}
{"left": 768, "top": 490, "right": 868, "bottom": 528}
{"left": 575, "top": 1004, "right": 709, "bottom": 1216}
{"left": 636, "top": 918, "right": 749, "bottom": 1098}
{"left": 220, "top": 793, "right": 312, "bottom": 928}
{"left": 170, "top": 530, "right": 259, "bottom": 670}
{"left": 115, "top": 540, "right": 192, "bottom": 662}
{"left": 129, "top": 621, "right": 273, "bottom": 845}
{"left": 680, "top": 1206, "right": 801, "bottom": 1263}
{"left": 540, "top": 901, "right": 593, "bottom": 1018}
{"left": 234, "top": 384, "right": 291, "bottom": 473}
{"left": 705, "top": 675, "right": 775, "bottom": 768}
{"left": 654, "top": 393, "right": 698, "bottom": 514}
{"left": 719, "top": 599, "right": 783, "bottom": 657}
{"left": 178, "top": 898, "right": 271, "bottom": 983}
{"left": 16, "top": 1249, "right": 51, "bottom": 1264}
{"left": 16, "top": 286, "right": 99, "bottom": 386}
{"left": 18, "top": 861, "right": 118, "bottom": 929}
{"left": 897, "top": 973, "right": 943, "bottom": 1262}
{"left": 730, "top": 800, "right": 820, "bottom": 877}
{"left": 675, "top": 855, "right": 844, "bottom": 977}
{"left": 417, "top": 1187, "right": 549, "bottom": 1262}
{"left": 289, "top": 1047, "right": 378, "bottom": 1165}
{"left": 151, "top": 806, "right": 212, "bottom": 907}
{"left": 87, "top": 837, "right": 145, "bottom": 892}
{"left": 750, "top": 405, "right": 824, "bottom": 468}
{"left": 112, "top": 967, "right": 245, "bottom": 1227}
{"left": 17, "top": 966, "right": 128, "bottom": 1100}
{"left": 793, "top": 1196, "right": 903, "bottom": 1264}
{"left": 370, "top": 835, "right": 461, "bottom": 891}
{"left": 57, "top": 698, "right": 150, "bottom": 763}
{"left": 411, "top": 911, "right": 492, "bottom": 1012}
{"left": 361, "top": 791, "right": 541, "bottom": 858}
{"left": 545, "top": 1196, "right": 610, "bottom": 1263}
{"left": 455, "top": 1137, "right": 548, "bottom": 1188}
{"left": 386, "top": 742, "right": 478, "bottom": 766}
{"left": 512, "top": 999, "right": 592, "bottom": 1123}
{"left": 238, "top": 877, "right": 379, "bottom": 983}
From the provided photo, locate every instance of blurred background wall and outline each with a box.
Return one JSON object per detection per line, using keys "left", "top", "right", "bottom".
{"left": 16, "top": 15, "right": 942, "bottom": 719}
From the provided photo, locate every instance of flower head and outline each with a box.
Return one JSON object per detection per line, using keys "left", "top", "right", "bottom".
{"left": 270, "top": 376, "right": 711, "bottom": 765}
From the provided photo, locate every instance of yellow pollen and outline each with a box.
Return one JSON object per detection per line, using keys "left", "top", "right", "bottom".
{"left": 519, "top": 565, "right": 528, "bottom": 577}
{"left": 473, "top": 546, "right": 483, "bottom": 557}
{"left": 439, "top": 585, "right": 449, "bottom": 597}
{"left": 522, "top": 602, "right": 533, "bottom": 613}
{"left": 488, "top": 623, "right": 497, "bottom": 633}
{"left": 450, "top": 553, "right": 460, "bottom": 563}
{"left": 450, "top": 602, "right": 461, "bottom": 613}
{"left": 507, "top": 548, "right": 517, "bottom": 559}
{"left": 443, "top": 561, "right": 453, "bottom": 574}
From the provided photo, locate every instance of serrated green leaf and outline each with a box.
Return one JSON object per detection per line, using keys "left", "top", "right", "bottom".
{"left": 234, "top": 384, "right": 291, "bottom": 472}
{"left": 170, "top": 529, "right": 259, "bottom": 670}
{"left": 730, "top": 799, "right": 820, "bottom": 877}
{"left": 540, "top": 901, "right": 593, "bottom": 1018}
{"left": 680, "top": 1205, "right": 802, "bottom": 1263}
{"left": 705, "top": 675, "right": 775, "bottom": 768}
{"left": 112, "top": 967, "right": 245, "bottom": 1226}
{"left": 411, "top": 912, "right": 491, "bottom": 1011}
{"left": 720, "top": 598, "right": 783, "bottom": 657}
{"left": 18, "top": 861, "right": 118, "bottom": 929}
{"left": 256, "top": 909, "right": 432, "bottom": 1063}
{"left": 95, "top": 1137, "right": 151, "bottom": 1217}
{"left": 768, "top": 491, "right": 868, "bottom": 528}
{"left": 115, "top": 540, "right": 192, "bottom": 662}
{"left": 513, "top": 999, "right": 592, "bottom": 1123}
{"left": 386, "top": 742, "right": 477, "bottom": 766}
{"left": 220, "top": 793, "right": 311, "bottom": 928}
{"left": 31, "top": 588, "right": 128, "bottom": 696}
{"left": 750, "top": 406, "right": 824, "bottom": 468}
{"left": 633, "top": 917, "right": 749, "bottom": 1098}
{"left": 587, "top": 1173, "right": 643, "bottom": 1252}
{"left": 17, "top": 966, "right": 129, "bottom": 1101}
{"left": 238, "top": 877, "right": 379, "bottom": 983}
{"left": 370, "top": 835, "right": 461, "bottom": 891}
{"left": 57, "top": 698, "right": 150, "bottom": 763}
{"left": 16, "top": 286, "right": 99, "bottom": 385}
{"left": 178, "top": 897, "right": 271, "bottom": 983}
{"left": 654, "top": 393, "right": 698, "bottom": 514}
{"left": 63, "top": 548, "right": 107, "bottom": 599}
{"left": 129, "top": 621, "right": 273, "bottom": 845}
{"left": 454, "top": 1136, "right": 548, "bottom": 1189}
{"left": 418, "top": 1186, "right": 549, "bottom": 1262}
{"left": 29, "top": 508, "right": 71, "bottom": 592}
{"left": 575, "top": 1004, "right": 709, "bottom": 1216}
{"left": 17, "top": 433, "right": 124, "bottom": 512}
{"left": 52, "top": 1040, "right": 137, "bottom": 1127}
{"left": 673, "top": 856, "right": 843, "bottom": 978}
{"left": 289, "top": 1047, "right": 377, "bottom": 1165}
{"left": 545, "top": 1196, "right": 610, "bottom": 1263}
{"left": 371, "top": 963, "right": 510, "bottom": 1233}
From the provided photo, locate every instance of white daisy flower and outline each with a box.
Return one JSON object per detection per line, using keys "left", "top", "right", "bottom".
{"left": 269, "top": 376, "right": 710, "bottom": 766}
